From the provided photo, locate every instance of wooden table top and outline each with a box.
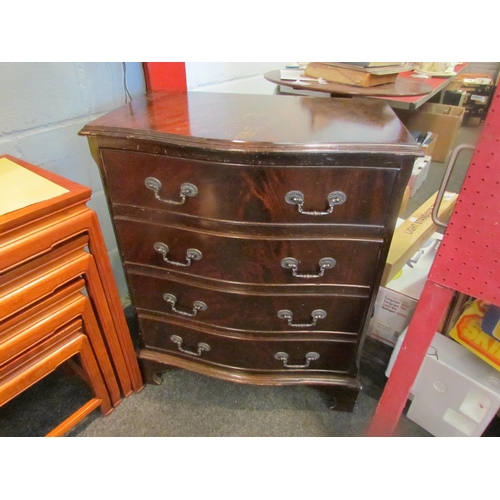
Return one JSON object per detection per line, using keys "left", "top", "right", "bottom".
{"left": 0, "top": 155, "right": 91, "bottom": 234}
{"left": 80, "top": 90, "right": 421, "bottom": 155}
{"left": 265, "top": 64, "right": 469, "bottom": 111}
{"left": 265, "top": 69, "right": 434, "bottom": 97}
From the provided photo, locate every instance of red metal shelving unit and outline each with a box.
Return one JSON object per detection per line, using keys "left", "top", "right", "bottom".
{"left": 368, "top": 88, "right": 500, "bottom": 436}
{"left": 143, "top": 62, "right": 187, "bottom": 91}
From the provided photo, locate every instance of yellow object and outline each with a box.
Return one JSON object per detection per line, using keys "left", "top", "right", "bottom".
{"left": 449, "top": 300, "right": 500, "bottom": 372}
{"left": 381, "top": 190, "right": 458, "bottom": 286}
{"left": 392, "top": 269, "right": 403, "bottom": 281}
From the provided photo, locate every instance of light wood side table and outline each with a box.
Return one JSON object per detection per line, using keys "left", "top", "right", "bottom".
{"left": 0, "top": 155, "right": 143, "bottom": 434}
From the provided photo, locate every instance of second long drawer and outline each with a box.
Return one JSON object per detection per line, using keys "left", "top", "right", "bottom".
{"left": 115, "top": 218, "right": 383, "bottom": 288}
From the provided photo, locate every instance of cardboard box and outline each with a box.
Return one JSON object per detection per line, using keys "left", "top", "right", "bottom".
{"left": 421, "top": 132, "right": 438, "bottom": 159}
{"left": 398, "top": 185, "right": 410, "bottom": 217}
{"left": 404, "top": 103, "right": 465, "bottom": 162}
{"left": 381, "top": 191, "right": 458, "bottom": 286}
{"left": 367, "top": 287, "right": 419, "bottom": 347}
{"left": 367, "top": 233, "right": 441, "bottom": 347}
{"left": 443, "top": 90, "right": 467, "bottom": 107}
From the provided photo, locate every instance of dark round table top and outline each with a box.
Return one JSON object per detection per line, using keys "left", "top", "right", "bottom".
{"left": 264, "top": 70, "right": 434, "bottom": 97}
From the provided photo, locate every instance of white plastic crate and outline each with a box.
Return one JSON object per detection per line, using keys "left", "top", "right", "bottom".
{"left": 405, "top": 332, "right": 500, "bottom": 437}
{"left": 408, "top": 155, "right": 431, "bottom": 197}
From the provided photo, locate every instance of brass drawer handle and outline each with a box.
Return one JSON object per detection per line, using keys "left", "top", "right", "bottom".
{"left": 281, "top": 257, "right": 336, "bottom": 278}
{"left": 274, "top": 351, "right": 320, "bottom": 368}
{"left": 154, "top": 242, "right": 202, "bottom": 267}
{"left": 163, "top": 293, "right": 208, "bottom": 317}
{"left": 277, "top": 309, "right": 327, "bottom": 328}
{"left": 170, "top": 335, "right": 210, "bottom": 357}
{"left": 145, "top": 177, "right": 198, "bottom": 205}
{"left": 285, "top": 190, "right": 346, "bottom": 216}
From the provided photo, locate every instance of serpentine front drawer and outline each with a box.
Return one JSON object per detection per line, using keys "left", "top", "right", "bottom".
{"left": 127, "top": 270, "right": 370, "bottom": 335}
{"left": 114, "top": 217, "right": 383, "bottom": 288}
{"left": 139, "top": 314, "right": 358, "bottom": 374}
{"left": 101, "top": 148, "right": 399, "bottom": 227}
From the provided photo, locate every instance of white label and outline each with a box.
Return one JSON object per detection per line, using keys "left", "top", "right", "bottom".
{"left": 471, "top": 94, "right": 488, "bottom": 104}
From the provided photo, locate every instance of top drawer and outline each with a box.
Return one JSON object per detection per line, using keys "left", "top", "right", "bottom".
{"left": 101, "top": 149, "right": 399, "bottom": 226}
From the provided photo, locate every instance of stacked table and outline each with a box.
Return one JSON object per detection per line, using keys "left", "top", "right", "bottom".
{"left": 0, "top": 155, "right": 143, "bottom": 436}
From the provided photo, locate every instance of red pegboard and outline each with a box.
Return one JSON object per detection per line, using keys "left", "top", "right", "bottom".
{"left": 368, "top": 86, "right": 500, "bottom": 437}
{"left": 429, "top": 90, "right": 500, "bottom": 305}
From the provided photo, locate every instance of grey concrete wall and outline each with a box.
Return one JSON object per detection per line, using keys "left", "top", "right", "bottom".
{"left": 0, "top": 62, "right": 146, "bottom": 299}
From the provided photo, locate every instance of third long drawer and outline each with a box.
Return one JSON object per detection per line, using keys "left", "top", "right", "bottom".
{"left": 127, "top": 270, "right": 371, "bottom": 335}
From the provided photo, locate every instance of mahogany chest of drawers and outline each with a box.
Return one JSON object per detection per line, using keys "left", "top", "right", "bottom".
{"left": 80, "top": 91, "right": 421, "bottom": 411}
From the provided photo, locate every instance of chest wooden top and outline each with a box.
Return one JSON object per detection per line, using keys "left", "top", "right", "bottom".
{"left": 80, "top": 91, "right": 420, "bottom": 155}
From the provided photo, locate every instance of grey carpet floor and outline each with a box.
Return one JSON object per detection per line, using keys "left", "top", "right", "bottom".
{"left": 65, "top": 369, "right": 430, "bottom": 437}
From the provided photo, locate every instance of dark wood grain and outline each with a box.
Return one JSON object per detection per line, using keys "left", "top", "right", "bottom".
{"left": 113, "top": 204, "right": 387, "bottom": 239}
{"left": 138, "top": 345, "right": 361, "bottom": 388}
{"left": 80, "top": 92, "right": 419, "bottom": 154}
{"left": 80, "top": 91, "right": 421, "bottom": 412}
{"left": 127, "top": 270, "right": 369, "bottom": 334}
{"left": 114, "top": 217, "right": 382, "bottom": 287}
{"left": 101, "top": 149, "right": 400, "bottom": 226}
{"left": 138, "top": 314, "right": 357, "bottom": 373}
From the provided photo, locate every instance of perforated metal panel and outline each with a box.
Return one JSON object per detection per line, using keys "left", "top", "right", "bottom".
{"left": 368, "top": 89, "right": 500, "bottom": 437}
{"left": 429, "top": 90, "right": 500, "bottom": 305}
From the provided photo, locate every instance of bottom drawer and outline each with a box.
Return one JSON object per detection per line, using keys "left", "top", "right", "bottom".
{"left": 138, "top": 314, "right": 358, "bottom": 374}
